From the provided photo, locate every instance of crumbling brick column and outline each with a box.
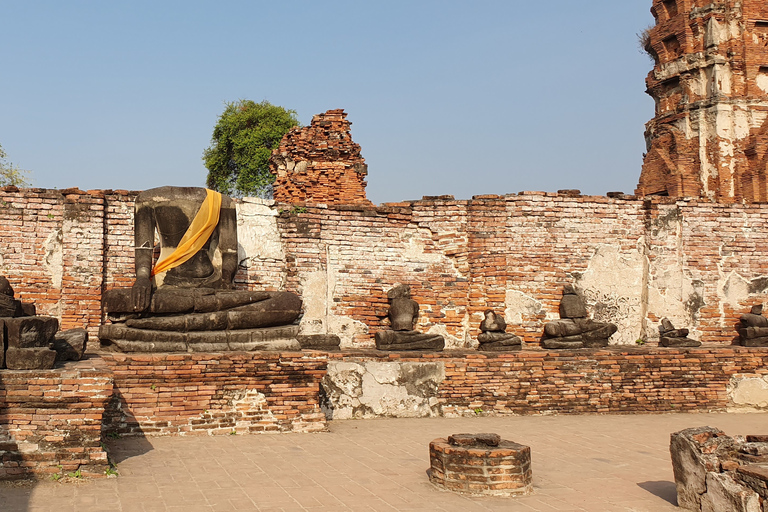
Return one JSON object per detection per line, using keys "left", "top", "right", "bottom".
{"left": 636, "top": 0, "right": 768, "bottom": 203}
{"left": 270, "top": 109, "right": 371, "bottom": 205}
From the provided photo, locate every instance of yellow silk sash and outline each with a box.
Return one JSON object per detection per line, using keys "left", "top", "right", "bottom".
{"left": 151, "top": 189, "right": 223, "bottom": 277}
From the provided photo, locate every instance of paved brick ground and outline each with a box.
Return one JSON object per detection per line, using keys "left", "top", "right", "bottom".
{"left": 2, "top": 412, "right": 767, "bottom": 511}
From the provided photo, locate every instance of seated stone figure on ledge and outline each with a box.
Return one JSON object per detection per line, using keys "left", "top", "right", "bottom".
{"left": 99, "top": 186, "right": 302, "bottom": 352}
{"left": 659, "top": 318, "right": 700, "bottom": 347}
{"left": 737, "top": 304, "right": 768, "bottom": 347}
{"left": 477, "top": 310, "right": 522, "bottom": 351}
{"left": 374, "top": 284, "right": 444, "bottom": 351}
{"left": 541, "top": 285, "right": 617, "bottom": 349}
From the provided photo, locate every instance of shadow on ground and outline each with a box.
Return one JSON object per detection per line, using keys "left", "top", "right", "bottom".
{"left": 638, "top": 480, "right": 677, "bottom": 505}
{"left": 104, "top": 435, "right": 154, "bottom": 465}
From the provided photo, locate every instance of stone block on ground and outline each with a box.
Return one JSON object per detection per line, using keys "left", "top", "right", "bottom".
{"left": 670, "top": 426, "right": 735, "bottom": 511}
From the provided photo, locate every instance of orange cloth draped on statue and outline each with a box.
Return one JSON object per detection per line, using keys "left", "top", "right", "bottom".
{"left": 151, "top": 189, "right": 222, "bottom": 277}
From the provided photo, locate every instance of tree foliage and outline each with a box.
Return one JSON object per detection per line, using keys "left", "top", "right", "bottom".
{"left": 0, "top": 144, "right": 31, "bottom": 187}
{"left": 203, "top": 100, "right": 299, "bottom": 198}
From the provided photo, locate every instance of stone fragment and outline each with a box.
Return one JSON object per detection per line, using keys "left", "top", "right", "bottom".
{"left": 559, "top": 294, "right": 587, "bottom": 319}
{"left": 700, "top": 472, "right": 762, "bottom": 512}
{"left": 0, "top": 294, "right": 22, "bottom": 318}
{"left": 0, "top": 276, "right": 13, "bottom": 297}
{"left": 53, "top": 328, "right": 88, "bottom": 361}
{"left": 670, "top": 426, "right": 735, "bottom": 511}
{"left": 297, "top": 334, "right": 341, "bottom": 350}
{"left": 742, "top": 336, "right": 768, "bottom": 348}
{"left": 736, "top": 464, "right": 768, "bottom": 500}
{"left": 661, "top": 336, "right": 702, "bottom": 347}
{"left": 5, "top": 347, "right": 56, "bottom": 370}
{"left": 5, "top": 316, "right": 58, "bottom": 349}
{"left": 374, "top": 330, "right": 445, "bottom": 351}
{"left": 541, "top": 338, "right": 583, "bottom": 349}
{"left": 20, "top": 302, "right": 36, "bottom": 316}
{"left": 658, "top": 318, "right": 701, "bottom": 347}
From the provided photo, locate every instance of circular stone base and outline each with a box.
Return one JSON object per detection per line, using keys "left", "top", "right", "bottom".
{"left": 428, "top": 433, "right": 532, "bottom": 496}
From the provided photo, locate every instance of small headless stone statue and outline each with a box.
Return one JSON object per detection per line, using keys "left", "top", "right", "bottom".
{"left": 477, "top": 310, "right": 522, "bottom": 351}
{"left": 99, "top": 186, "right": 302, "bottom": 352}
{"left": 542, "top": 285, "right": 617, "bottom": 349}
{"left": 737, "top": 305, "right": 768, "bottom": 347}
{"left": 659, "top": 318, "right": 700, "bottom": 347}
{"left": 374, "top": 284, "right": 444, "bottom": 351}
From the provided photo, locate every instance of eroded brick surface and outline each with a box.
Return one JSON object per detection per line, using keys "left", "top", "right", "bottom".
{"left": 0, "top": 360, "right": 113, "bottom": 479}
{"left": 637, "top": 0, "right": 768, "bottom": 202}
{"left": 270, "top": 109, "right": 371, "bottom": 205}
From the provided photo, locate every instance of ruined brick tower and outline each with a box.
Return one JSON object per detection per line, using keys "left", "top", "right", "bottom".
{"left": 270, "top": 109, "right": 371, "bottom": 205}
{"left": 636, "top": 0, "right": 768, "bottom": 202}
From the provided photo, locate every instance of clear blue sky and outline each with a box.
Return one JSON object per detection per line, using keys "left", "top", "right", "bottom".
{"left": 0, "top": 1, "right": 655, "bottom": 204}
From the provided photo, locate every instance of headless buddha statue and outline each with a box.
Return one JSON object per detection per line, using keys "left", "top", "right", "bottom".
{"left": 99, "top": 186, "right": 302, "bottom": 352}
{"left": 374, "top": 284, "right": 444, "bottom": 351}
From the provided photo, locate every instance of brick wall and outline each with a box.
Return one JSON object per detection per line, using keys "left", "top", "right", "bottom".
{"left": 325, "top": 347, "right": 768, "bottom": 417}
{"left": 4, "top": 187, "right": 768, "bottom": 349}
{"left": 100, "top": 352, "right": 327, "bottom": 436}
{"left": 0, "top": 359, "right": 112, "bottom": 479}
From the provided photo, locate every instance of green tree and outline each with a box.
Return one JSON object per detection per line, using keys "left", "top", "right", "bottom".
{"left": 0, "top": 144, "right": 31, "bottom": 187}
{"left": 203, "top": 100, "right": 299, "bottom": 198}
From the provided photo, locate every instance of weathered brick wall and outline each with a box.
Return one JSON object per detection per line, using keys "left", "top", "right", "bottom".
{"left": 4, "top": 187, "right": 768, "bottom": 349}
{"left": 100, "top": 352, "right": 327, "bottom": 436}
{"left": 325, "top": 347, "right": 768, "bottom": 417}
{"left": 270, "top": 109, "right": 371, "bottom": 205}
{"left": 0, "top": 359, "right": 113, "bottom": 479}
{"left": 637, "top": 0, "right": 768, "bottom": 202}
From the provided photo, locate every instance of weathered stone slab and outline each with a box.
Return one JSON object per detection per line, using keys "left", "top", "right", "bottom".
{"left": 0, "top": 294, "right": 22, "bottom": 318}
{"left": 700, "top": 472, "right": 762, "bottom": 512}
{"left": 661, "top": 336, "right": 702, "bottom": 347}
{"left": 374, "top": 330, "right": 445, "bottom": 351}
{"left": 544, "top": 319, "right": 581, "bottom": 338}
{"left": 53, "top": 328, "right": 88, "bottom": 361}
{"left": 742, "top": 336, "right": 768, "bottom": 348}
{"left": 737, "top": 464, "right": 768, "bottom": 500}
{"left": 477, "top": 340, "right": 523, "bottom": 351}
{"left": 741, "top": 313, "right": 768, "bottom": 328}
{"left": 100, "top": 324, "right": 300, "bottom": 352}
{"left": 739, "top": 326, "right": 768, "bottom": 339}
{"left": 297, "top": 334, "right": 341, "bottom": 350}
{"left": 5, "top": 316, "right": 58, "bottom": 349}
{"left": 542, "top": 338, "right": 583, "bottom": 349}
{"left": 670, "top": 426, "right": 737, "bottom": 511}
{"left": 5, "top": 347, "right": 56, "bottom": 370}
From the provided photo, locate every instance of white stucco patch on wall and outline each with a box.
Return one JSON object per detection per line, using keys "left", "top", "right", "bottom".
{"left": 728, "top": 374, "right": 768, "bottom": 411}
{"left": 236, "top": 198, "right": 284, "bottom": 264}
{"left": 575, "top": 243, "right": 645, "bottom": 345}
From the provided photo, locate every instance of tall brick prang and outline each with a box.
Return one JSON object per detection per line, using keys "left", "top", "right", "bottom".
{"left": 270, "top": 109, "right": 371, "bottom": 205}
{"left": 636, "top": 0, "right": 768, "bottom": 202}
